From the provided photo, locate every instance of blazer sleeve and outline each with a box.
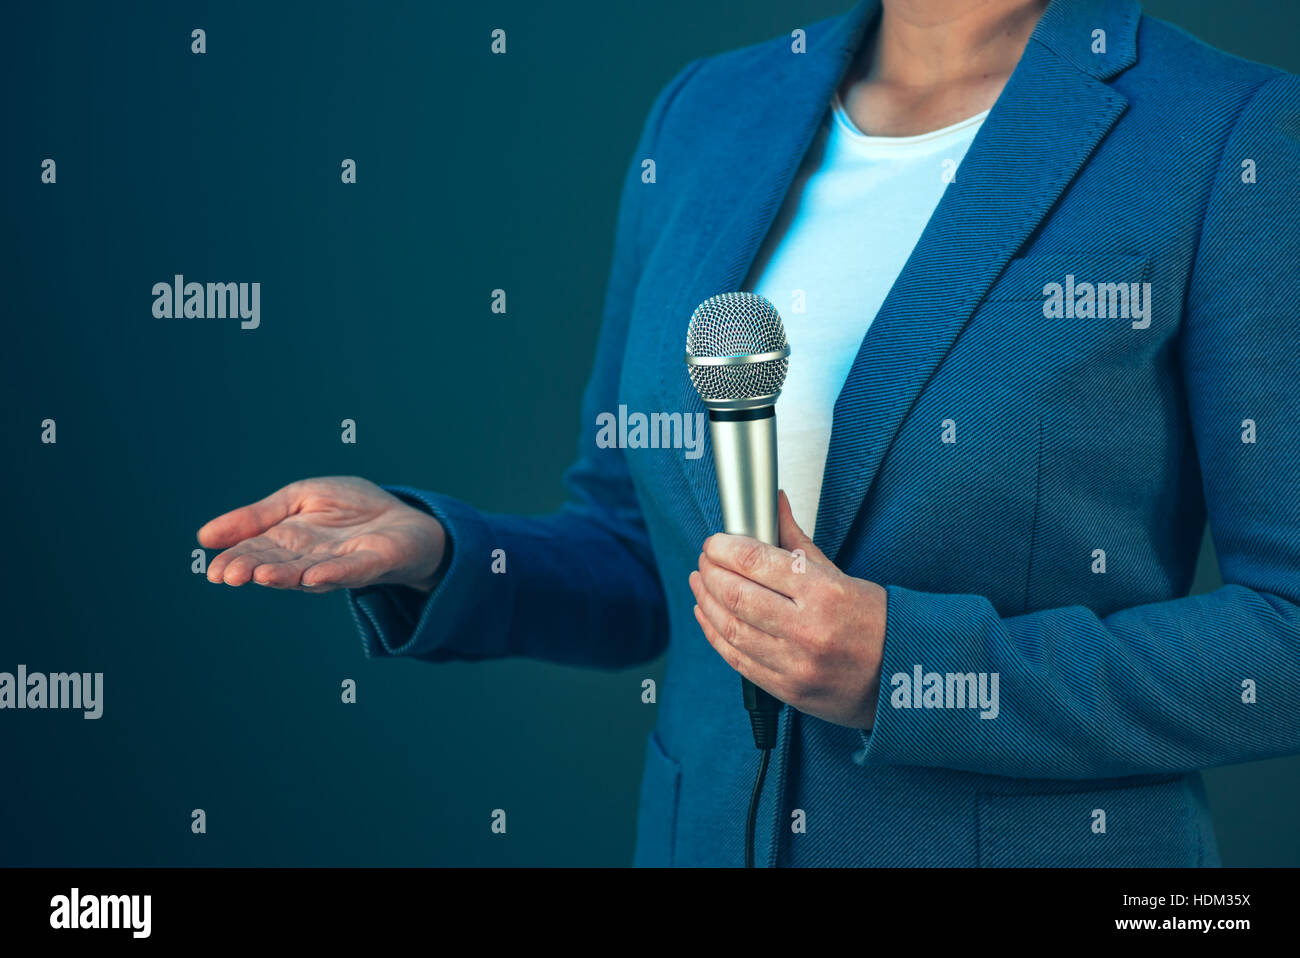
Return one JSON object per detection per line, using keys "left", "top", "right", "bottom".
{"left": 346, "top": 60, "right": 701, "bottom": 669}
{"left": 857, "top": 73, "right": 1300, "bottom": 780}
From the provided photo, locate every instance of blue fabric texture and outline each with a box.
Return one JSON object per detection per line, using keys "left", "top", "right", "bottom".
{"left": 347, "top": 0, "right": 1300, "bottom": 866}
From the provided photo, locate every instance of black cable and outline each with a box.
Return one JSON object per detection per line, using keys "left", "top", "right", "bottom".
{"left": 741, "top": 679, "right": 781, "bottom": 867}
{"left": 744, "top": 746, "right": 772, "bottom": 869}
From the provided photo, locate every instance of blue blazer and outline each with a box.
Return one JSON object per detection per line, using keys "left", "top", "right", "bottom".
{"left": 349, "top": 0, "right": 1300, "bottom": 866}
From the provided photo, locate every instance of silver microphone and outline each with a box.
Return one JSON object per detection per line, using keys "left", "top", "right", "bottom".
{"left": 685, "top": 291, "right": 789, "bottom": 750}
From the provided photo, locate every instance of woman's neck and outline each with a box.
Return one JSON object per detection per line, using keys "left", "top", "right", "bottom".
{"left": 840, "top": 0, "right": 1048, "bottom": 136}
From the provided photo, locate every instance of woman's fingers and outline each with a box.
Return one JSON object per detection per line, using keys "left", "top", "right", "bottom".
{"left": 250, "top": 554, "right": 322, "bottom": 589}
{"left": 691, "top": 604, "right": 788, "bottom": 699}
{"left": 207, "top": 537, "right": 275, "bottom": 584}
{"left": 299, "top": 552, "right": 388, "bottom": 589}
{"left": 689, "top": 569, "right": 786, "bottom": 672}
{"left": 695, "top": 552, "right": 800, "bottom": 636}
{"left": 205, "top": 526, "right": 390, "bottom": 591}
{"left": 701, "top": 532, "right": 811, "bottom": 603}
{"left": 214, "top": 543, "right": 299, "bottom": 586}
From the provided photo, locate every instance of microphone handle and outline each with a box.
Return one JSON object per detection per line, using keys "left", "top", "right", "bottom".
{"left": 708, "top": 406, "right": 782, "bottom": 750}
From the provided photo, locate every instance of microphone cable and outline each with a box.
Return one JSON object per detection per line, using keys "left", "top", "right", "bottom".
{"left": 743, "top": 686, "right": 781, "bottom": 868}
{"left": 744, "top": 747, "right": 771, "bottom": 868}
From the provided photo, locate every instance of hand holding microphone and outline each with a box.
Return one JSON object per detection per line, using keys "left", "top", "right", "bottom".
{"left": 683, "top": 291, "right": 887, "bottom": 732}
{"left": 684, "top": 292, "right": 887, "bottom": 866}
{"left": 690, "top": 488, "right": 887, "bottom": 733}
{"left": 684, "top": 292, "right": 792, "bottom": 751}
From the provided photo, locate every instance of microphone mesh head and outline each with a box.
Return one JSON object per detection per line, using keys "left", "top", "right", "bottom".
{"left": 685, "top": 292, "right": 789, "bottom": 402}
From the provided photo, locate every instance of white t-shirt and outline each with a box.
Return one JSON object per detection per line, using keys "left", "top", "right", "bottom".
{"left": 745, "top": 94, "right": 987, "bottom": 538}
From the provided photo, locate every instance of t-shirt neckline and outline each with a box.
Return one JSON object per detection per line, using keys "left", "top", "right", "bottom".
{"left": 831, "top": 92, "right": 989, "bottom": 146}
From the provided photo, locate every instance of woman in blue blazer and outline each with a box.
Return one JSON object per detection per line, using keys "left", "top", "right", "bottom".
{"left": 199, "top": 0, "right": 1300, "bottom": 866}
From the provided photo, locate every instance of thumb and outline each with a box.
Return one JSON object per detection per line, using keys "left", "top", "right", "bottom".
{"left": 198, "top": 482, "right": 300, "bottom": 549}
{"left": 777, "top": 489, "right": 828, "bottom": 564}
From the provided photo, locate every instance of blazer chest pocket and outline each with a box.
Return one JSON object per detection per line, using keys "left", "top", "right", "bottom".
{"left": 969, "top": 251, "right": 1158, "bottom": 375}
{"left": 979, "top": 251, "right": 1152, "bottom": 307}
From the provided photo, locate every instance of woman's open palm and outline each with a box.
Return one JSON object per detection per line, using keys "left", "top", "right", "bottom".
{"left": 197, "top": 476, "right": 445, "bottom": 593}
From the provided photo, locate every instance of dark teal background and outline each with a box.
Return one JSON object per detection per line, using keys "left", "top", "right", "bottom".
{"left": 2, "top": 0, "right": 1296, "bottom": 866}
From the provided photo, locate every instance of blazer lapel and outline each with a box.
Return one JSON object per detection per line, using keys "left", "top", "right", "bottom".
{"left": 654, "top": 0, "right": 1140, "bottom": 552}
{"left": 814, "top": 0, "right": 1140, "bottom": 563}
{"left": 659, "top": 0, "right": 881, "bottom": 535}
